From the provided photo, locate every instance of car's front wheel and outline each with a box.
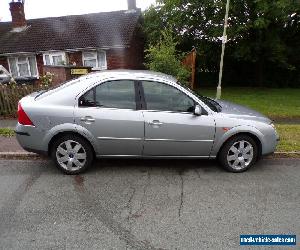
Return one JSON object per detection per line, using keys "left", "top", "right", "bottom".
{"left": 51, "top": 135, "right": 94, "bottom": 174}
{"left": 218, "top": 135, "right": 258, "bottom": 173}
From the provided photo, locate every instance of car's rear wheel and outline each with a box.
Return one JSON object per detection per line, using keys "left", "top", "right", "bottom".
{"left": 51, "top": 135, "right": 93, "bottom": 174}
{"left": 218, "top": 135, "right": 258, "bottom": 173}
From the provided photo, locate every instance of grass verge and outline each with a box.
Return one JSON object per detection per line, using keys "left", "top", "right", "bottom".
{"left": 198, "top": 88, "right": 300, "bottom": 119}
{"left": 275, "top": 124, "right": 300, "bottom": 152}
{"left": 0, "top": 128, "right": 15, "bottom": 137}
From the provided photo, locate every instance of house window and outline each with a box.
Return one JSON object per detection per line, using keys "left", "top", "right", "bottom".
{"left": 82, "top": 51, "right": 107, "bottom": 70}
{"left": 8, "top": 56, "right": 38, "bottom": 78}
{"left": 43, "top": 52, "right": 66, "bottom": 66}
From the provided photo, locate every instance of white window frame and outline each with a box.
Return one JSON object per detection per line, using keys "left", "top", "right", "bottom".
{"left": 43, "top": 51, "right": 67, "bottom": 66}
{"left": 82, "top": 51, "right": 97, "bottom": 68}
{"left": 97, "top": 50, "right": 107, "bottom": 70}
{"left": 7, "top": 55, "right": 39, "bottom": 78}
{"left": 82, "top": 50, "right": 107, "bottom": 70}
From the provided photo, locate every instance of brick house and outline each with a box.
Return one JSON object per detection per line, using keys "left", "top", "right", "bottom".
{"left": 0, "top": 0, "right": 144, "bottom": 83}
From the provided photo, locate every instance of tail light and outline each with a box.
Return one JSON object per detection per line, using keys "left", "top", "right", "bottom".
{"left": 18, "top": 102, "right": 34, "bottom": 126}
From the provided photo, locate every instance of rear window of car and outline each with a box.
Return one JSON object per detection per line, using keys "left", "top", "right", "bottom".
{"left": 35, "top": 78, "right": 81, "bottom": 100}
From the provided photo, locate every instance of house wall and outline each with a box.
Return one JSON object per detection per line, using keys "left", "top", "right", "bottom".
{"left": 107, "top": 49, "right": 128, "bottom": 69}
{"left": 1, "top": 29, "right": 144, "bottom": 83}
{"left": 127, "top": 24, "right": 145, "bottom": 69}
{"left": 105, "top": 25, "right": 144, "bottom": 70}
{"left": 43, "top": 66, "right": 68, "bottom": 86}
{"left": 1, "top": 47, "right": 144, "bottom": 79}
{"left": 65, "top": 47, "right": 144, "bottom": 70}
{"left": 107, "top": 47, "right": 144, "bottom": 70}
{"left": 43, "top": 65, "right": 92, "bottom": 86}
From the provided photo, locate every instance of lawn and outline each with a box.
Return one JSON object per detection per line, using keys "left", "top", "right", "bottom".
{"left": 197, "top": 88, "right": 300, "bottom": 119}
{"left": 276, "top": 124, "right": 300, "bottom": 152}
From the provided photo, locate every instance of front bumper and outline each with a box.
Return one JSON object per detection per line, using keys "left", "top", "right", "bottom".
{"left": 261, "top": 127, "right": 280, "bottom": 156}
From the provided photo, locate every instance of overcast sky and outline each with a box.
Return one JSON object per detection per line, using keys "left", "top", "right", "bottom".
{"left": 0, "top": 0, "right": 156, "bottom": 22}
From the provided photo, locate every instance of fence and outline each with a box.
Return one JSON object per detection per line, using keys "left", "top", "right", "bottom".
{"left": 0, "top": 84, "right": 46, "bottom": 117}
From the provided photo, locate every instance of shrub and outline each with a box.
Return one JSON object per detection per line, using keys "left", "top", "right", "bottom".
{"left": 145, "top": 29, "right": 191, "bottom": 85}
{"left": 40, "top": 72, "right": 54, "bottom": 88}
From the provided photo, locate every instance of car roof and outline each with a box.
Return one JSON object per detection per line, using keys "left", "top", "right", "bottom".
{"left": 82, "top": 70, "right": 177, "bottom": 83}
{"left": 35, "top": 70, "right": 179, "bottom": 103}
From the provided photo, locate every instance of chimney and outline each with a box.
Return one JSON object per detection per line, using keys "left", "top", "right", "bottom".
{"left": 127, "top": 0, "right": 136, "bottom": 10}
{"left": 9, "top": 0, "right": 26, "bottom": 29}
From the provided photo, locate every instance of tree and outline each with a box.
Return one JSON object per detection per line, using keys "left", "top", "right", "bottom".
{"left": 144, "top": 0, "right": 300, "bottom": 87}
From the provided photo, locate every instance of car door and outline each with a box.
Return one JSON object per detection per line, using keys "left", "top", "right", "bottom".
{"left": 74, "top": 80, "right": 144, "bottom": 156}
{"left": 141, "top": 80, "right": 215, "bottom": 156}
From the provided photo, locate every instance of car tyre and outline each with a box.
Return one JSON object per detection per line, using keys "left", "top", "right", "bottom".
{"left": 218, "top": 135, "right": 258, "bottom": 173}
{"left": 51, "top": 134, "right": 94, "bottom": 174}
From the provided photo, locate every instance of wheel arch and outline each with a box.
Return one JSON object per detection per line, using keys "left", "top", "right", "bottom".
{"left": 211, "top": 124, "right": 264, "bottom": 158}
{"left": 216, "top": 132, "right": 262, "bottom": 159}
{"left": 48, "top": 131, "right": 96, "bottom": 157}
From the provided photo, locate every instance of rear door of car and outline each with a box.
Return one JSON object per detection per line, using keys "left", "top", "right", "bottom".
{"left": 140, "top": 80, "right": 215, "bottom": 156}
{"left": 74, "top": 79, "right": 144, "bottom": 156}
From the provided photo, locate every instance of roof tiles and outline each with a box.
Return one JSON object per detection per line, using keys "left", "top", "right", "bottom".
{"left": 0, "top": 10, "right": 141, "bottom": 54}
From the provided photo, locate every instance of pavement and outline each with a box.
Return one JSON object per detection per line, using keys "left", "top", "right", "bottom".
{"left": 0, "top": 119, "right": 31, "bottom": 155}
{"left": 0, "top": 158, "right": 299, "bottom": 249}
{"left": 0, "top": 136, "right": 26, "bottom": 152}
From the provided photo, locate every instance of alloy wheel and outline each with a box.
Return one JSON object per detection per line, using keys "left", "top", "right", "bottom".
{"left": 226, "top": 140, "right": 254, "bottom": 171}
{"left": 56, "top": 140, "right": 87, "bottom": 171}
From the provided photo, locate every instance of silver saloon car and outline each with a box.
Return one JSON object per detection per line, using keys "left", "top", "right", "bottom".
{"left": 15, "top": 70, "right": 279, "bottom": 174}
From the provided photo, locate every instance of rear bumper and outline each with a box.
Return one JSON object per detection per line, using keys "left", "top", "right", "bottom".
{"left": 15, "top": 123, "right": 48, "bottom": 155}
{"left": 15, "top": 131, "right": 30, "bottom": 136}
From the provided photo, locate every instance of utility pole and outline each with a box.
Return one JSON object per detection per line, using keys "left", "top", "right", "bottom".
{"left": 216, "top": 0, "right": 230, "bottom": 100}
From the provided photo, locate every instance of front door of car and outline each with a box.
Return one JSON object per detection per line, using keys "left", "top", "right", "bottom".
{"left": 141, "top": 81, "right": 215, "bottom": 156}
{"left": 74, "top": 80, "right": 144, "bottom": 156}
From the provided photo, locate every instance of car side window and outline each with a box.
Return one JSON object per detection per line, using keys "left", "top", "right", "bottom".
{"left": 142, "top": 81, "right": 195, "bottom": 113}
{"left": 79, "top": 89, "right": 95, "bottom": 107}
{"left": 79, "top": 80, "right": 136, "bottom": 109}
{"left": 95, "top": 80, "right": 136, "bottom": 109}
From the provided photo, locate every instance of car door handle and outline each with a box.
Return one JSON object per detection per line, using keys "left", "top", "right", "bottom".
{"left": 148, "top": 120, "right": 163, "bottom": 126}
{"left": 80, "top": 116, "right": 95, "bottom": 123}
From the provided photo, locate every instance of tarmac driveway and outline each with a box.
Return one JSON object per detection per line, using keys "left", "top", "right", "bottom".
{"left": 0, "top": 158, "right": 299, "bottom": 249}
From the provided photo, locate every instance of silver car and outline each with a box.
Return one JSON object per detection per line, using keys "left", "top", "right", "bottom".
{"left": 15, "top": 70, "right": 279, "bottom": 174}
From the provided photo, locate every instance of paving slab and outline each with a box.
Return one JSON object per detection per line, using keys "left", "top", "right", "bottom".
{"left": 0, "top": 136, "right": 25, "bottom": 152}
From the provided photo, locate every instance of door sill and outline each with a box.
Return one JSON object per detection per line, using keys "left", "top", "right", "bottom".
{"left": 96, "top": 155, "right": 214, "bottom": 159}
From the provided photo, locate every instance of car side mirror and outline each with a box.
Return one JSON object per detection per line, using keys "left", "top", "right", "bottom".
{"left": 194, "top": 105, "right": 202, "bottom": 116}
